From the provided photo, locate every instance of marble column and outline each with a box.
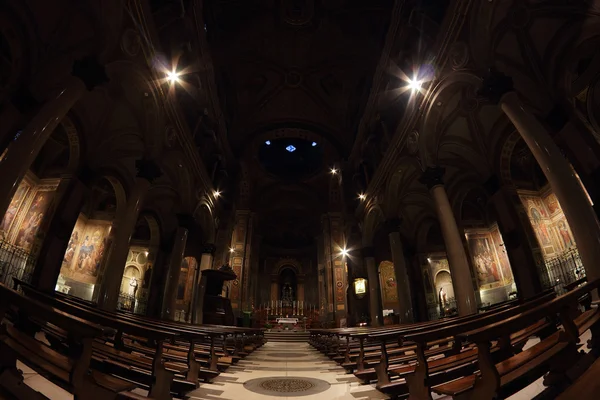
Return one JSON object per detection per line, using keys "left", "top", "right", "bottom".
{"left": 161, "top": 226, "right": 189, "bottom": 320}
{"left": 0, "top": 58, "right": 107, "bottom": 219}
{"left": 480, "top": 70, "right": 600, "bottom": 283}
{"left": 98, "top": 159, "right": 161, "bottom": 310}
{"left": 193, "top": 243, "right": 215, "bottom": 324}
{"left": 31, "top": 170, "right": 93, "bottom": 292}
{"left": 385, "top": 218, "right": 414, "bottom": 323}
{"left": 419, "top": 167, "right": 478, "bottom": 316}
{"left": 363, "top": 247, "right": 383, "bottom": 327}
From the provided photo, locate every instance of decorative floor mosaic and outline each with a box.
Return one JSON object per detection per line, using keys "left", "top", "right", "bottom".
{"left": 244, "top": 376, "right": 331, "bottom": 397}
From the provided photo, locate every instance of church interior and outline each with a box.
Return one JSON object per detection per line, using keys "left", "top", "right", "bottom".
{"left": 1, "top": 0, "right": 600, "bottom": 399}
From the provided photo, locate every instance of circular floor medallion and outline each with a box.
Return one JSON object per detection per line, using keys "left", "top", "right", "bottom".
{"left": 266, "top": 352, "right": 307, "bottom": 358}
{"left": 244, "top": 376, "right": 330, "bottom": 397}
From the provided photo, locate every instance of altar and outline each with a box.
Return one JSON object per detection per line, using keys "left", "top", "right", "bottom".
{"left": 276, "top": 317, "right": 299, "bottom": 329}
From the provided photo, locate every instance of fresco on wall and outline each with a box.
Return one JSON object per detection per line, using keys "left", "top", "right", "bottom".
{"left": 378, "top": 261, "right": 397, "bottom": 310}
{"left": 59, "top": 216, "right": 112, "bottom": 285}
{"left": 0, "top": 181, "right": 31, "bottom": 236}
{"left": 519, "top": 189, "right": 577, "bottom": 259}
{"left": 14, "top": 189, "right": 54, "bottom": 251}
{"left": 467, "top": 225, "right": 514, "bottom": 290}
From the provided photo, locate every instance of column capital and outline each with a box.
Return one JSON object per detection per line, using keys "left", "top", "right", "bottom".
{"left": 419, "top": 166, "right": 445, "bottom": 190}
{"left": 136, "top": 159, "right": 162, "bottom": 183}
{"left": 201, "top": 243, "right": 216, "bottom": 255}
{"left": 384, "top": 217, "right": 403, "bottom": 235}
{"left": 361, "top": 246, "right": 375, "bottom": 259}
{"left": 477, "top": 67, "right": 514, "bottom": 105}
{"left": 72, "top": 56, "right": 108, "bottom": 91}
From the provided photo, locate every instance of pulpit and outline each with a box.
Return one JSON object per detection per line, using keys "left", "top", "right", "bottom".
{"left": 198, "top": 268, "right": 236, "bottom": 326}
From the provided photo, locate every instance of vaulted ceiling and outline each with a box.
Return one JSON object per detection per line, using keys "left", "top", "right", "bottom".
{"left": 203, "top": 0, "right": 392, "bottom": 157}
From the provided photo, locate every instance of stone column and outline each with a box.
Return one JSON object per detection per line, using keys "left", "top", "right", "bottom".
{"left": 480, "top": 70, "right": 600, "bottom": 283}
{"left": 0, "top": 58, "right": 107, "bottom": 219}
{"left": 31, "top": 171, "right": 93, "bottom": 291}
{"left": 385, "top": 218, "right": 414, "bottom": 323}
{"left": 161, "top": 226, "right": 189, "bottom": 320}
{"left": 98, "top": 159, "right": 161, "bottom": 310}
{"left": 362, "top": 247, "right": 383, "bottom": 327}
{"left": 192, "top": 243, "right": 215, "bottom": 324}
{"left": 419, "top": 167, "right": 478, "bottom": 316}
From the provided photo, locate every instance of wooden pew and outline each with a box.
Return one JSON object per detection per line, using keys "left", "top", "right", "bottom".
{"left": 0, "top": 283, "right": 141, "bottom": 400}
{"left": 15, "top": 282, "right": 194, "bottom": 399}
{"left": 429, "top": 280, "right": 600, "bottom": 400}
{"left": 344, "top": 291, "right": 555, "bottom": 384}
{"left": 54, "top": 289, "right": 261, "bottom": 370}
{"left": 372, "top": 292, "right": 557, "bottom": 397}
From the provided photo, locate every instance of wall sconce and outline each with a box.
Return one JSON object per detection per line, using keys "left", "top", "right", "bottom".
{"left": 354, "top": 278, "right": 367, "bottom": 299}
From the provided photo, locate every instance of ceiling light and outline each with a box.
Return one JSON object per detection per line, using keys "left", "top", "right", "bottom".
{"left": 166, "top": 70, "right": 180, "bottom": 84}
{"left": 229, "top": 248, "right": 235, "bottom": 253}
{"left": 408, "top": 78, "right": 422, "bottom": 92}
{"left": 265, "top": 140, "right": 271, "bottom": 145}
{"left": 340, "top": 248, "right": 349, "bottom": 257}
{"left": 330, "top": 168, "right": 338, "bottom": 175}
{"left": 214, "top": 190, "right": 221, "bottom": 197}
{"left": 358, "top": 193, "right": 366, "bottom": 200}
{"left": 312, "top": 142, "right": 317, "bottom": 147}
{"left": 286, "top": 145, "right": 296, "bottom": 152}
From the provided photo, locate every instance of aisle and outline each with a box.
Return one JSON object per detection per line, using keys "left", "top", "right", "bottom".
{"left": 187, "top": 341, "right": 389, "bottom": 400}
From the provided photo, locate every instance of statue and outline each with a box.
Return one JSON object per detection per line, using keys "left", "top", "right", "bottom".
{"left": 281, "top": 283, "right": 294, "bottom": 306}
{"left": 130, "top": 277, "right": 138, "bottom": 297}
{"left": 438, "top": 287, "right": 447, "bottom": 307}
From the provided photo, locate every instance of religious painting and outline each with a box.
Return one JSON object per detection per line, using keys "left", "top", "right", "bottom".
{"left": 519, "top": 189, "right": 577, "bottom": 260}
{"left": 490, "top": 226, "right": 514, "bottom": 285}
{"left": 466, "top": 225, "right": 515, "bottom": 290}
{"left": 14, "top": 189, "right": 54, "bottom": 251}
{"left": 0, "top": 181, "right": 31, "bottom": 236}
{"left": 61, "top": 217, "right": 85, "bottom": 268}
{"left": 469, "top": 236, "right": 502, "bottom": 288}
{"left": 545, "top": 193, "right": 560, "bottom": 214}
{"left": 59, "top": 219, "right": 112, "bottom": 285}
{"left": 378, "top": 261, "right": 397, "bottom": 310}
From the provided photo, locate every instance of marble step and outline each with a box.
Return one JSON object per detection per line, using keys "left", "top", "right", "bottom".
{"left": 264, "top": 331, "right": 310, "bottom": 342}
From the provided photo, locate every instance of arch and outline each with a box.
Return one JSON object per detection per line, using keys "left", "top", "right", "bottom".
{"left": 194, "top": 196, "right": 216, "bottom": 243}
{"left": 273, "top": 258, "right": 303, "bottom": 275}
{"left": 104, "top": 60, "right": 164, "bottom": 158}
{"left": 418, "top": 72, "right": 483, "bottom": 167}
{"left": 384, "top": 157, "right": 422, "bottom": 216}
{"left": 362, "top": 203, "right": 385, "bottom": 247}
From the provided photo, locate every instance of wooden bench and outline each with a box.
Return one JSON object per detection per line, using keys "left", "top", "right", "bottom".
{"left": 15, "top": 282, "right": 194, "bottom": 399}
{"left": 0, "top": 283, "right": 142, "bottom": 400}
{"left": 431, "top": 279, "right": 600, "bottom": 400}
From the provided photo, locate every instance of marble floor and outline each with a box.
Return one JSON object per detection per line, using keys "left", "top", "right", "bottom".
{"left": 13, "top": 330, "right": 593, "bottom": 399}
